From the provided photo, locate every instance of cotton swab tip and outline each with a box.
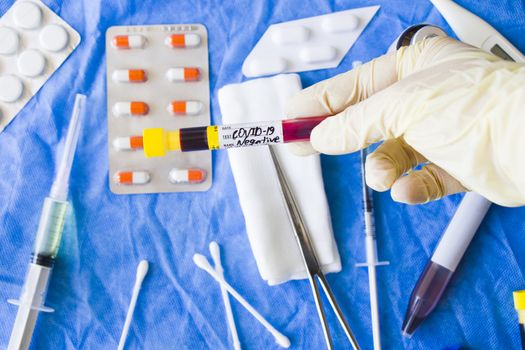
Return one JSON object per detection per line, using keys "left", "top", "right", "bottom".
{"left": 193, "top": 254, "right": 213, "bottom": 273}
{"left": 209, "top": 241, "right": 220, "bottom": 261}
{"left": 136, "top": 260, "right": 149, "bottom": 281}
{"left": 275, "top": 333, "right": 291, "bottom": 348}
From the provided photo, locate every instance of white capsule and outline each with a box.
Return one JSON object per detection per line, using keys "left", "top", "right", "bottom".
{"left": 299, "top": 46, "right": 337, "bottom": 64}
{"left": 169, "top": 168, "right": 206, "bottom": 184}
{"left": 112, "top": 69, "right": 147, "bottom": 83}
{"left": 166, "top": 67, "right": 200, "bottom": 82}
{"left": 113, "top": 170, "right": 151, "bottom": 185}
{"left": 322, "top": 14, "right": 360, "bottom": 33}
{"left": 246, "top": 57, "right": 287, "bottom": 77}
{"left": 271, "top": 26, "right": 309, "bottom": 45}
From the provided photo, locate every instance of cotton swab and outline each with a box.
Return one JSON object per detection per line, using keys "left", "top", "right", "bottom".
{"left": 209, "top": 242, "right": 241, "bottom": 350}
{"left": 193, "top": 254, "right": 291, "bottom": 348}
{"left": 118, "top": 260, "right": 149, "bottom": 350}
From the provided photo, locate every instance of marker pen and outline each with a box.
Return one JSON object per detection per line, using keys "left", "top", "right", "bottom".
{"left": 402, "top": 192, "right": 491, "bottom": 336}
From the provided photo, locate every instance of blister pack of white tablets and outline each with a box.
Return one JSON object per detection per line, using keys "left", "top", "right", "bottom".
{"left": 242, "top": 6, "right": 379, "bottom": 78}
{"left": 106, "top": 24, "right": 212, "bottom": 195}
{"left": 0, "top": 0, "right": 80, "bottom": 132}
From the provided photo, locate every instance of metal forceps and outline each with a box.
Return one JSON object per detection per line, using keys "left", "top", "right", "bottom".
{"left": 269, "top": 146, "right": 360, "bottom": 350}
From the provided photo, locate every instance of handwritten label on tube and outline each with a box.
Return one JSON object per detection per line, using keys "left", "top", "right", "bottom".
{"left": 218, "top": 121, "right": 283, "bottom": 149}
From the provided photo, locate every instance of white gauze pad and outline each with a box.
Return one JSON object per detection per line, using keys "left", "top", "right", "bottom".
{"left": 242, "top": 6, "right": 379, "bottom": 78}
{"left": 218, "top": 74, "right": 341, "bottom": 285}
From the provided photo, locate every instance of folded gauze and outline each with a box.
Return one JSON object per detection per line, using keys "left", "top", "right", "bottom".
{"left": 218, "top": 74, "right": 341, "bottom": 285}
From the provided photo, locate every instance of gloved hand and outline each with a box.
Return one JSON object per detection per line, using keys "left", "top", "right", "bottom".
{"left": 285, "top": 36, "right": 525, "bottom": 207}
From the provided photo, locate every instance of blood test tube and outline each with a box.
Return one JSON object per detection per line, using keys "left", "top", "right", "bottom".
{"left": 165, "top": 33, "right": 201, "bottom": 48}
{"left": 112, "top": 69, "right": 147, "bottom": 83}
{"left": 169, "top": 168, "right": 206, "bottom": 184}
{"left": 166, "top": 67, "right": 200, "bottom": 82}
{"left": 113, "top": 171, "right": 151, "bottom": 185}
{"left": 168, "top": 101, "right": 202, "bottom": 116}
{"left": 112, "top": 35, "right": 145, "bottom": 49}
{"left": 113, "top": 136, "right": 143, "bottom": 151}
{"left": 113, "top": 102, "right": 149, "bottom": 117}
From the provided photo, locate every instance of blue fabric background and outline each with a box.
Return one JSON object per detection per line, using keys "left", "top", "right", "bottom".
{"left": 0, "top": 0, "right": 524, "bottom": 349}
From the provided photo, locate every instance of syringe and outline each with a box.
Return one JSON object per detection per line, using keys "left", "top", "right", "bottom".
{"left": 7, "top": 94, "right": 86, "bottom": 350}
{"left": 140, "top": 115, "right": 329, "bottom": 157}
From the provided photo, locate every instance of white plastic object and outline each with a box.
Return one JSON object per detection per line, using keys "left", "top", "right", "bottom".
{"left": 118, "top": 260, "right": 149, "bottom": 350}
{"left": 242, "top": 6, "right": 380, "bottom": 77}
{"left": 17, "top": 49, "right": 46, "bottom": 77}
{"left": 322, "top": 14, "right": 359, "bottom": 33}
{"left": 50, "top": 94, "right": 86, "bottom": 201}
{"left": 7, "top": 263, "right": 53, "bottom": 350}
{"left": 13, "top": 2, "right": 42, "bottom": 29}
{"left": 0, "top": 0, "right": 81, "bottom": 133}
{"left": 39, "top": 24, "right": 69, "bottom": 52}
{"left": 0, "top": 27, "right": 19, "bottom": 55}
{"left": 271, "top": 26, "right": 309, "bottom": 45}
{"left": 0, "top": 75, "right": 23, "bottom": 102}
{"left": 106, "top": 24, "right": 211, "bottom": 195}
{"left": 209, "top": 242, "right": 241, "bottom": 350}
{"left": 299, "top": 46, "right": 337, "bottom": 64}
{"left": 431, "top": 193, "right": 491, "bottom": 271}
{"left": 193, "top": 254, "right": 291, "bottom": 348}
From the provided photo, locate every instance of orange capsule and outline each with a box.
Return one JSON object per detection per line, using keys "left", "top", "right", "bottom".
{"left": 112, "top": 69, "right": 147, "bottom": 83}
{"left": 113, "top": 171, "right": 151, "bottom": 185}
{"left": 165, "top": 33, "right": 201, "bottom": 48}
{"left": 113, "top": 102, "right": 149, "bottom": 117}
{"left": 166, "top": 67, "right": 200, "bottom": 82}
{"left": 113, "top": 136, "right": 144, "bottom": 151}
{"left": 112, "top": 35, "right": 145, "bottom": 49}
{"left": 169, "top": 100, "right": 202, "bottom": 115}
{"left": 169, "top": 168, "right": 206, "bottom": 184}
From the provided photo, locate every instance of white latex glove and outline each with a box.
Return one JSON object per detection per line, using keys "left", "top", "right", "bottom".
{"left": 285, "top": 37, "right": 525, "bottom": 207}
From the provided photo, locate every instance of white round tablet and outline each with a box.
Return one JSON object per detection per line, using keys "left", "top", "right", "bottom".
{"left": 0, "top": 27, "right": 20, "bottom": 55}
{"left": 39, "top": 24, "right": 69, "bottom": 52}
{"left": 17, "top": 49, "right": 46, "bottom": 77}
{"left": 0, "top": 75, "right": 24, "bottom": 102}
{"left": 13, "top": 2, "right": 42, "bottom": 30}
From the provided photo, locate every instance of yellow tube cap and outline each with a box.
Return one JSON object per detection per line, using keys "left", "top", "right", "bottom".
{"left": 143, "top": 128, "right": 166, "bottom": 157}
{"left": 513, "top": 290, "right": 525, "bottom": 310}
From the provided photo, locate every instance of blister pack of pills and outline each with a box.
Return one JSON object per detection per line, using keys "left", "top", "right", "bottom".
{"left": 106, "top": 24, "right": 212, "bottom": 195}
{"left": 0, "top": 0, "right": 80, "bottom": 132}
{"left": 242, "top": 6, "right": 379, "bottom": 78}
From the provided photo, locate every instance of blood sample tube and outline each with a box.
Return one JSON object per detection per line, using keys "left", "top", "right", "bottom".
{"left": 142, "top": 115, "right": 329, "bottom": 157}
